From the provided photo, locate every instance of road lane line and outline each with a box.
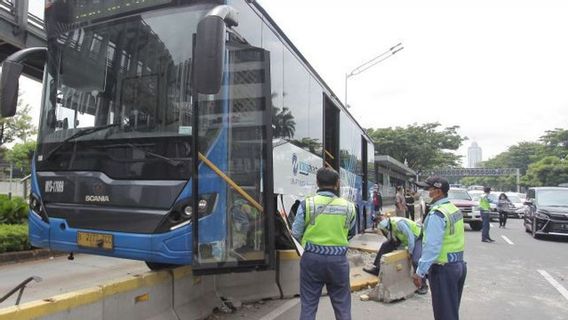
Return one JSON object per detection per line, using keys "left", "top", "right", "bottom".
{"left": 501, "top": 235, "right": 514, "bottom": 245}
{"left": 259, "top": 298, "right": 300, "bottom": 320}
{"left": 538, "top": 270, "right": 568, "bottom": 301}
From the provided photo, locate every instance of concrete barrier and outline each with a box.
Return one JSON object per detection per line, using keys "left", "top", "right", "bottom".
{"left": 367, "top": 250, "right": 416, "bottom": 303}
{"left": 0, "top": 249, "right": 379, "bottom": 319}
{"left": 0, "top": 271, "right": 176, "bottom": 320}
{"left": 171, "top": 267, "right": 220, "bottom": 320}
{"left": 276, "top": 250, "right": 301, "bottom": 298}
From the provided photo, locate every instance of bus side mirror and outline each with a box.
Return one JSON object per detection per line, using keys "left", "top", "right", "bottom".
{"left": 0, "top": 60, "right": 24, "bottom": 117}
{"left": 193, "top": 16, "right": 226, "bottom": 95}
{"left": 0, "top": 47, "right": 47, "bottom": 118}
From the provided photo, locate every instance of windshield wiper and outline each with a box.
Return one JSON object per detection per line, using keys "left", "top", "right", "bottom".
{"left": 43, "top": 123, "right": 121, "bottom": 161}
{"left": 125, "top": 143, "right": 184, "bottom": 168}
{"left": 96, "top": 143, "right": 184, "bottom": 168}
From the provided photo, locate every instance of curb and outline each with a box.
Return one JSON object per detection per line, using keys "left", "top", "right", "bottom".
{"left": 0, "top": 249, "right": 65, "bottom": 266}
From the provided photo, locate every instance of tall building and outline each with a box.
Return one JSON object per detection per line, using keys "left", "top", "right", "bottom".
{"left": 468, "top": 142, "right": 482, "bottom": 168}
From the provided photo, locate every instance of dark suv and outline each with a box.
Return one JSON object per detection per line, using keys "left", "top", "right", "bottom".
{"left": 523, "top": 187, "right": 568, "bottom": 239}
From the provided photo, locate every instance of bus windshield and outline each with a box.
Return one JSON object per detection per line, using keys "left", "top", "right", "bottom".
{"left": 36, "top": 6, "right": 217, "bottom": 180}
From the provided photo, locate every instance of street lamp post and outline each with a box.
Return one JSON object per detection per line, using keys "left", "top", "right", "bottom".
{"left": 344, "top": 43, "right": 404, "bottom": 108}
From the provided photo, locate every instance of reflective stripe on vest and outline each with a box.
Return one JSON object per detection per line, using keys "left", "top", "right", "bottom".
{"left": 302, "top": 195, "right": 354, "bottom": 247}
{"left": 389, "top": 217, "right": 422, "bottom": 247}
{"left": 426, "top": 202, "right": 465, "bottom": 264}
{"left": 479, "top": 194, "right": 490, "bottom": 211}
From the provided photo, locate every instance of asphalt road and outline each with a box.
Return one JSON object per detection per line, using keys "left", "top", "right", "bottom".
{"left": 210, "top": 219, "right": 568, "bottom": 320}
{"left": 0, "top": 254, "right": 147, "bottom": 306}
{"left": 1, "top": 219, "right": 566, "bottom": 319}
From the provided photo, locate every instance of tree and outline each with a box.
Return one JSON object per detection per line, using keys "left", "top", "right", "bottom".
{"left": 0, "top": 98, "right": 37, "bottom": 146}
{"left": 5, "top": 141, "right": 37, "bottom": 176}
{"left": 524, "top": 156, "right": 568, "bottom": 187}
{"left": 272, "top": 106, "right": 296, "bottom": 139}
{"left": 367, "top": 122, "right": 467, "bottom": 172}
{"left": 539, "top": 128, "right": 568, "bottom": 160}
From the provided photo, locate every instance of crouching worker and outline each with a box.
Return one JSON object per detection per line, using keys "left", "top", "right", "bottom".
{"left": 291, "top": 167, "right": 356, "bottom": 320}
{"left": 363, "top": 215, "right": 428, "bottom": 295}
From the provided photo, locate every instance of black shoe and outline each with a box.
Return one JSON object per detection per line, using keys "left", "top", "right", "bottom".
{"left": 415, "top": 285, "right": 429, "bottom": 295}
{"left": 363, "top": 266, "right": 379, "bottom": 276}
{"left": 482, "top": 239, "right": 491, "bottom": 243}
{"left": 488, "top": 238, "right": 495, "bottom": 242}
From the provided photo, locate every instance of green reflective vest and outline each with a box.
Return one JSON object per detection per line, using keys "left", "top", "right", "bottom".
{"left": 389, "top": 217, "right": 422, "bottom": 247}
{"left": 301, "top": 195, "right": 355, "bottom": 247}
{"left": 479, "top": 194, "right": 491, "bottom": 211}
{"left": 425, "top": 202, "right": 465, "bottom": 264}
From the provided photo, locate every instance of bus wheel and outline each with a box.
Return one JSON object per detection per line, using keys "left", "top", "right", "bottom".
{"left": 145, "top": 261, "right": 177, "bottom": 271}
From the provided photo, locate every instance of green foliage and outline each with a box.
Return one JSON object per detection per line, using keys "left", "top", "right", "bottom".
{"left": 524, "top": 156, "right": 568, "bottom": 187}
{"left": 0, "top": 224, "right": 30, "bottom": 253}
{"left": 0, "top": 100, "right": 37, "bottom": 146}
{"left": 5, "top": 141, "right": 36, "bottom": 175}
{"left": 0, "top": 195, "right": 29, "bottom": 224}
{"left": 539, "top": 128, "right": 568, "bottom": 160}
{"left": 367, "top": 122, "right": 467, "bottom": 172}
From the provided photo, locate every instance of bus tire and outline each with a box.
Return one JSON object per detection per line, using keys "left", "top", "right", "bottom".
{"left": 145, "top": 261, "right": 177, "bottom": 271}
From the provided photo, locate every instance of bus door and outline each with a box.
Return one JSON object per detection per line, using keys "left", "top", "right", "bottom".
{"left": 192, "top": 38, "right": 275, "bottom": 274}
{"left": 323, "top": 95, "right": 340, "bottom": 170}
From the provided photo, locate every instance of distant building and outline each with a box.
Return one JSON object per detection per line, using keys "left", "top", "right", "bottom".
{"left": 467, "top": 142, "right": 482, "bottom": 168}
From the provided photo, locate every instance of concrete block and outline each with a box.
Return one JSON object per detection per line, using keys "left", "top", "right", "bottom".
{"left": 277, "top": 250, "right": 300, "bottom": 298}
{"left": 368, "top": 250, "right": 415, "bottom": 303}
{"left": 100, "top": 271, "right": 177, "bottom": 320}
{"left": 0, "top": 287, "right": 104, "bottom": 320}
{"left": 171, "top": 266, "right": 220, "bottom": 320}
{"left": 216, "top": 270, "right": 280, "bottom": 303}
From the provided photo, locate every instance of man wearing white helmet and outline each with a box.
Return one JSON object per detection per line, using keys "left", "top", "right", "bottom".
{"left": 363, "top": 214, "right": 427, "bottom": 294}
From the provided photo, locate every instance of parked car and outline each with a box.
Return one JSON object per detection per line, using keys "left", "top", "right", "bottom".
{"left": 523, "top": 187, "right": 568, "bottom": 239}
{"left": 448, "top": 188, "right": 482, "bottom": 231}
{"left": 504, "top": 192, "right": 525, "bottom": 218}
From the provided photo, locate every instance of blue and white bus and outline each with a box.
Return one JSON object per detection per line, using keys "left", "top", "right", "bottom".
{"left": 0, "top": 0, "right": 376, "bottom": 274}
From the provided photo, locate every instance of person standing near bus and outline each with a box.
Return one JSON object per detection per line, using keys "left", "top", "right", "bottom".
{"left": 414, "top": 176, "right": 467, "bottom": 320}
{"left": 395, "top": 186, "right": 407, "bottom": 217}
{"left": 292, "top": 167, "right": 356, "bottom": 320}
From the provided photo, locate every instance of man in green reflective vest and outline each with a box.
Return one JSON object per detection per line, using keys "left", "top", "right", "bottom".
{"left": 292, "top": 167, "right": 356, "bottom": 320}
{"left": 480, "top": 186, "right": 496, "bottom": 242}
{"left": 362, "top": 215, "right": 428, "bottom": 294}
{"left": 414, "top": 176, "right": 467, "bottom": 320}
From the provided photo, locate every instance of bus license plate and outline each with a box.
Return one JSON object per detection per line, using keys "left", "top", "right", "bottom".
{"left": 77, "top": 232, "right": 113, "bottom": 250}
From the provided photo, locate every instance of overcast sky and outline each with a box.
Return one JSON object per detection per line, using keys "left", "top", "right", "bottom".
{"left": 256, "top": 0, "right": 568, "bottom": 164}
{"left": 21, "top": 0, "right": 568, "bottom": 165}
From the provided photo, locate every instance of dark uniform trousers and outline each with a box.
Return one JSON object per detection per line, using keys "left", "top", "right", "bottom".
{"left": 429, "top": 261, "right": 467, "bottom": 320}
{"left": 300, "top": 251, "right": 351, "bottom": 320}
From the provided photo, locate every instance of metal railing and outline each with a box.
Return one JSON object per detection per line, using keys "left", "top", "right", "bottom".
{"left": 0, "top": 276, "right": 42, "bottom": 306}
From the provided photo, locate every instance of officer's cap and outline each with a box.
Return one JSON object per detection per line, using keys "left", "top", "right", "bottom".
{"left": 416, "top": 176, "right": 450, "bottom": 193}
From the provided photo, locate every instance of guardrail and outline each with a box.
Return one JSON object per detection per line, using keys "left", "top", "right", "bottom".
{"left": 0, "top": 276, "right": 42, "bottom": 306}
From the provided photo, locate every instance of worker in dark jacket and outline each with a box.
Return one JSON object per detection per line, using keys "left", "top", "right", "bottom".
{"left": 292, "top": 167, "right": 356, "bottom": 320}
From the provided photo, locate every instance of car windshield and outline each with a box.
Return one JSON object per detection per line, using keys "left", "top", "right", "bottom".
{"left": 448, "top": 189, "right": 472, "bottom": 201}
{"left": 536, "top": 189, "right": 568, "bottom": 207}
{"left": 506, "top": 195, "right": 521, "bottom": 203}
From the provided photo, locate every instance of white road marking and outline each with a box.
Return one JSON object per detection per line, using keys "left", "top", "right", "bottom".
{"left": 259, "top": 298, "right": 300, "bottom": 320}
{"left": 538, "top": 270, "right": 568, "bottom": 301}
{"left": 501, "top": 235, "right": 514, "bottom": 245}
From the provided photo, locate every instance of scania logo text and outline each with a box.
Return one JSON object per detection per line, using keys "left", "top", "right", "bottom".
{"left": 85, "top": 195, "right": 110, "bottom": 202}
